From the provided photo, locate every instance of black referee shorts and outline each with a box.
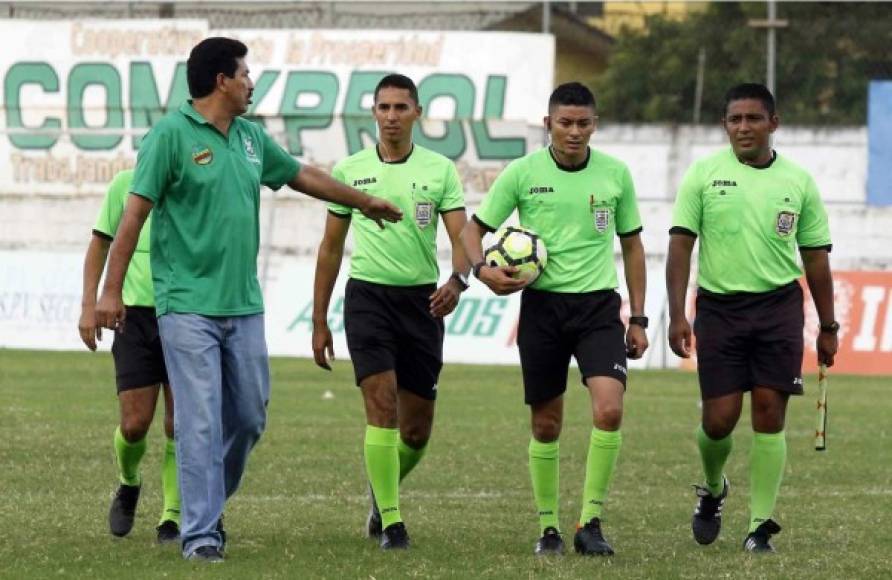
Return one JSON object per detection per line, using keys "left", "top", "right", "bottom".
{"left": 344, "top": 278, "right": 445, "bottom": 401}
{"left": 517, "top": 287, "right": 628, "bottom": 405}
{"left": 694, "top": 281, "right": 804, "bottom": 400}
{"left": 111, "top": 306, "right": 168, "bottom": 392}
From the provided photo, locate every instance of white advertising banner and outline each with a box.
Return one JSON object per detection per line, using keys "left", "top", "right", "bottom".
{"left": 0, "top": 251, "right": 670, "bottom": 370}
{"left": 0, "top": 20, "right": 553, "bottom": 196}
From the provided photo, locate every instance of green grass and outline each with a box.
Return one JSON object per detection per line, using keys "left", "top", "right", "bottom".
{"left": 1, "top": 349, "right": 890, "bottom": 579}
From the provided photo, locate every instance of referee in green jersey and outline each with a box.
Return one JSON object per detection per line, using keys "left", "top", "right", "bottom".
{"left": 95, "top": 38, "right": 401, "bottom": 562}
{"left": 666, "top": 83, "right": 838, "bottom": 553}
{"left": 462, "top": 82, "right": 648, "bottom": 557}
{"left": 312, "top": 74, "right": 469, "bottom": 550}
{"left": 79, "top": 169, "right": 180, "bottom": 544}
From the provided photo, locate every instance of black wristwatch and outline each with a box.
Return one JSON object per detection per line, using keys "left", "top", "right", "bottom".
{"left": 819, "top": 320, "right": 840, "bottom": 334}
{"left": 472, "top": 261, "right": 486, "bottom": 279}
{"left": 451, "top": 272, "right": 470, "bottom": 291}
{"left": 629, "top": 315, "right": 649, "bottom": 329}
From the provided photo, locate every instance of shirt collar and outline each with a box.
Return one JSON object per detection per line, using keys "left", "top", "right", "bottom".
{"left": 179, "top": 101, "right": 210, "bottom": 125}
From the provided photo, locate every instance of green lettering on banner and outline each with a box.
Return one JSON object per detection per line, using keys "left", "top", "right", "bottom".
{"left": 471, "top": 75, "right": 525, "bottom": 160}
{"left": 4, "top": 62, "right": 61, "bottom": 149}
{"left": 446, "top": 297, "right": 481, "bottom": 336}
{"left": 68, "top": 63, "right": 123, "bottom": 150}
{"left": 280, "top": 71, "right": 338, "bottom": 156}
{"left": 286, "top": 300, "right": 314, "bottom": 332}
{"left": 244, "top": 69, "right": 281, "bottom": 128}
{"left": 129, "top": 61, "right": 189, "bottom": 148}
{"left": 414, "top": 73, "right": 473, "bottom": 160}
{"left": 473, "top": 297, "right": 507, "bottom": 337}
{"left": 343, "top": 71, "right": 388, "bottom": 155}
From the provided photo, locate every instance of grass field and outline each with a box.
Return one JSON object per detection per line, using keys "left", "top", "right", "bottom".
{"left": 1, "top": 349, "right": 890, "bottom": 579}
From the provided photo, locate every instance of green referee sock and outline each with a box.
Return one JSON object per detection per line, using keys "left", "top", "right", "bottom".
{"left": 529, "top": 438, "right": 560, "bottom": 534}
{"left": 697, "top": 425, "right": 733, "bottom": 496}
{"left": 159, "top": 438, "right": 180, "bottom": 525}
{"left": 365, "top": 426, "right": 401, "bottom": 528}
{"left": 114, "top": 426, "right": 146, "bottom": 487}
{"left": 749, "top": 431, "right": 786, "bottom": 532}
{"left": 398, "top": 438, "right": 427, "bottom": 482}
{"left": 579, "top": 428, "right": 622, "bottom": 524}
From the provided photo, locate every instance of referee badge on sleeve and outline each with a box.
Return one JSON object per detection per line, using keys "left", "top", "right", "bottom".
{"left": 775, "top": 211, "right": 797, "bottom": 236}
{"left": 415, "top": 201, "right": 433, "bottom": 227}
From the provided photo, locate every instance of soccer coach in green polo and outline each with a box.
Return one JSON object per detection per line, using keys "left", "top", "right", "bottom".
{"left": 96, "top": 37, "right": 402, "bottom": 562}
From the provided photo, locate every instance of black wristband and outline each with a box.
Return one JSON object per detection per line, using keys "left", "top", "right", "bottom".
{"left": 629, "top": 315, "right": 649, "bottom": 329}
{"left": 820, "top": 320, "right": 840, "bottom": 334}
{"left": 450, "top": 272, "right": 469, "bottom": 291}
{"left": 472, "top": 261, "right": 485, "bottom": 279}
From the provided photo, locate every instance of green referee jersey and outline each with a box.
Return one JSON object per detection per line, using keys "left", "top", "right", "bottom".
{"left": 474, "top": 147, "right": 643, "bottom": 293}
{"left": 93, "top": 169, "right": 154, "bottom": 307}
{"left": 132, "top": 102, "right": 301, "bottom": 316}
{"left": 671, "top": 147, "right": 832, "bottom": 294}
{"left": 329, "top": 144, "right": 465, "bottom": 286}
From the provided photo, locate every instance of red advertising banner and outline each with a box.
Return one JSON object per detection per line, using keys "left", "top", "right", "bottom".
{"left": 802, "top": 271, "right": 892, "bottom": 375}
{"left": 683, "top": 271, "right": 892, "bottom": 376}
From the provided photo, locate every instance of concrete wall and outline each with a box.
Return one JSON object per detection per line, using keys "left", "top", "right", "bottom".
{"left": 2, "top": 124, "right": 888, "bottom": 272}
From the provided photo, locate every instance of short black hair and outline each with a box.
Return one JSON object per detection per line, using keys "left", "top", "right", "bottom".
{"left": 187, "top": 37, "right": 248, "bottom": 99}
{"left": 374, "top": 74, "right": 419, "bottom": 104}
{"left": 724, "top": 83, "right": 776, "bottom": 117}
{"left": 548, "top": 82, "right": 596, "bottom": 112}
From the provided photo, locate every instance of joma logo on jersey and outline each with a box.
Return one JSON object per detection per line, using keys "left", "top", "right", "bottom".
{"left": 712, "top": 179, "right": 738, "bottom": 187}
{"left": 528, "top": 186, "right": 554, "bottom": 194}
{"left": 353, "top": 177, "right": 377, "bottom": 187}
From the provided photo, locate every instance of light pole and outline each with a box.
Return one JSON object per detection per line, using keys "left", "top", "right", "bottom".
{"left": 748, "top": 0, "right": 788, "bottom": 99}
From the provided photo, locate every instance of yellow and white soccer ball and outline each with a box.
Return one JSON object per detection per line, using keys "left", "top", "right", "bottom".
{"left": 484, "top": 226, "right": 548, "bottom": 284}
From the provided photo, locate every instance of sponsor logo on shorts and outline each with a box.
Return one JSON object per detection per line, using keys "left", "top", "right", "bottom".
{"left": 793, "top": 377, "right": 803, "bottom": 386}
{"left": 192, "top": 145, "right": 213, "bottom": 166}
{"left": 415, "top": 202, "right": 433, "bottom": 227}
{"left": 776, "top": 211, "right": 797, "bottom": 236}
{"left": 613, "top": 363, "right": 627, "bottom": 375}
{"left": 594, "top": 209, "right": 610, "bottom": 233}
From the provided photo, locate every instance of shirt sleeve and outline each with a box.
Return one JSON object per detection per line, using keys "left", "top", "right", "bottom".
{"left": 615, "top": 164, "right": 643, "bottom": 236}
{"left": 796, "top": 174, "right": 832, "bottom": 249}
{"left": 259, "top": 128, "right": 300, "bottom": 190}
{"left": 131, "top": 125, "right": 172, "bottom": 204}
{"left": 439, "top": 162, "right": 465, "bottom": 213}
{"left": 474, "top": 160, "right": 520, "bottom": 231}
{"left": 93, "top": 171, "right": 130, "bottom": 238}
{"left": 327, "top": 163, "right": 352, "bottom": 217}
{"left": 671, "top": 161, "right": 704, "bottom": 236}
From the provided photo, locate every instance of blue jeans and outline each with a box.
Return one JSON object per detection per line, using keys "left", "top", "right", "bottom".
{"left": 158, "top": 313, "right": 270, "bottom": 557}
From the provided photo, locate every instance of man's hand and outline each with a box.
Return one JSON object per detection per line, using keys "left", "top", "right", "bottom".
{"left": 816, "top": 331, "right": 838, "bottom": 367}
{"left": 312, "top": 321, "right": 335, "bottom": 370}
{"left": 478, "top": 265, "right": 528, "bottom": 296}
{"left": 95, "top": 292, "right": 126, "bottom": 332}
{"left": 668, "top": 317, "right": 693, "bottom": 358}
{"left": 77, "top": 305, "right": 102, "bottom": 351}
{"left": 429, "top": 278, "right": 463, "bottom": 318}
{"left": 626, "top": 324, "right": 649, "bottom": 360}
{"left": 360, "top": 195, "right": 403, "bottom": 229}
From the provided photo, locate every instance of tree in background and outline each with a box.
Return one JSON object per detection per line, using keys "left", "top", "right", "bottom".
{"left": 594, "top": 2, "right": 892, "bottom": 125}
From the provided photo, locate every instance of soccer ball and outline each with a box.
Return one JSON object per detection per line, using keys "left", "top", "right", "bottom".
{"left": 484, "top": 226, "right": 547, "bottom": 284}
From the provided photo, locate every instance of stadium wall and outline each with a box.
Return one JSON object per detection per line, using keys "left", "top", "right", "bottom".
{"left": 2, "top": 18, "right": 891, "bottom": 373}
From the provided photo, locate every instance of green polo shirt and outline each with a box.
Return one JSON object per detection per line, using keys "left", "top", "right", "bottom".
{"left": 329, "top": 145, "right": 465, "bottom": 286}
{"left": 474, "top": 147, "right": 642, "bottom": 293}
{"left": 132, "top": 102, "right": 300, "bottom": 316}
{"left": 93, "top": 169, "right": 155, "bottom": 307}
{"left": 671, "top": 147, "right": 832, "bottom": 294}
